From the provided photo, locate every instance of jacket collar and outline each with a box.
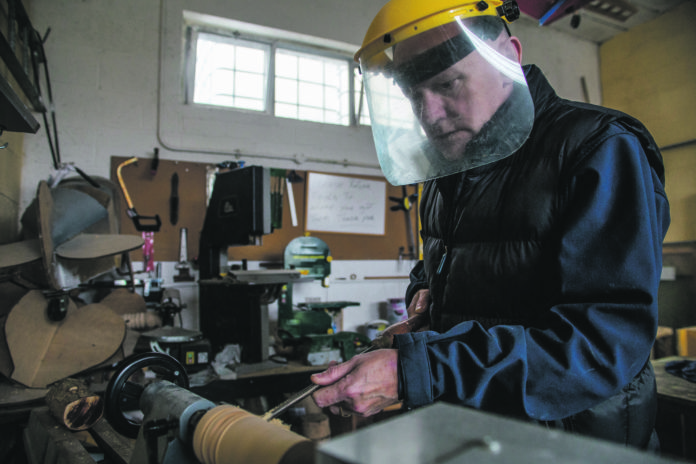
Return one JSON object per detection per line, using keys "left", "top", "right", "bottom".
{"left": 524, "top": 64, "right": 558, "bottom": 120}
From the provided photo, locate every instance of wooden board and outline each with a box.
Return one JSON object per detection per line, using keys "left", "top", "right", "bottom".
{"left": 55, "top": 234, "right": 144, "bottom": 260}
{"left": 0, "top": 239, "right": 41, "bottom": 268}
{"left": 110, "top": 157, "right": 418, "bottom": 262}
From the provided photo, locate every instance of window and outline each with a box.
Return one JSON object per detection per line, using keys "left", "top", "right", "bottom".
{"left": 193, "top": 33, "right": 269, "bottom": 112}
{"left": 275, "top": 48, "right": 350, "bottom": 125}
{"left": 186, "top": 19, "right": 367, "bottom": 127}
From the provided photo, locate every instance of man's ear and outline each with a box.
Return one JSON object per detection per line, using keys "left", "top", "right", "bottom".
{"left": 508, "top": 36, "right": 523, "bottom": 64}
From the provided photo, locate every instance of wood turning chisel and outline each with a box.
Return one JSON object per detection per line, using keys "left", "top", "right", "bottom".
{"left": 261, "top": 311, "right": 429, "bottom": 422}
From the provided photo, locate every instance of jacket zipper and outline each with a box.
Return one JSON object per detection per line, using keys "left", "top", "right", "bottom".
{"left": 436, "top": 246, "right": 448, "bottom": 275}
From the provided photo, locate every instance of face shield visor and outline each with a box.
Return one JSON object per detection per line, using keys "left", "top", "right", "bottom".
{"left": 356, "top": 9, "right": 534, "bottom": 185}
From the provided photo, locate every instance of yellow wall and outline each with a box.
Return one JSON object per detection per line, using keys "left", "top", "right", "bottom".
{"left": 600, "top": 2, "right": 696, "bottom": 243}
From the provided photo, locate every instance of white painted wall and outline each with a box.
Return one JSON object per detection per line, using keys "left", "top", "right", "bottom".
{"left": 20, "top": 0, "right": 600, "bottom": 336}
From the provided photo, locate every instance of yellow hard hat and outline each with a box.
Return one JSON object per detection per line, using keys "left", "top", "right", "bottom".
{"left": 355, "top": 0, "right": 520, "bottom": 66}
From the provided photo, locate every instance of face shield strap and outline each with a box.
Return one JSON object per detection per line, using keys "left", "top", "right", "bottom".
{"left": 393, "top": 33, "right": 475, "bottom": 89}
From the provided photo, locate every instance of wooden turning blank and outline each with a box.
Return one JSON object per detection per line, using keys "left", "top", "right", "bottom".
{"left": 192, "top": 405, "right": 314, "bottom": 464}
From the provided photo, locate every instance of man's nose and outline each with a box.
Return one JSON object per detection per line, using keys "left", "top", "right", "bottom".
{"left": 417, "top": 90, "right": 446, "bottom": 125}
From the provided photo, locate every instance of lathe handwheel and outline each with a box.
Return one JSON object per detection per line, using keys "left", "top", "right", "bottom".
{"left": 105, "top": 352, "right": 189, "bottom": 438}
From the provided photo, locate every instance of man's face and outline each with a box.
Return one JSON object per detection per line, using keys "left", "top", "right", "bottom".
{"left": 395, "top": 30, "right": 516, "bottom": 160}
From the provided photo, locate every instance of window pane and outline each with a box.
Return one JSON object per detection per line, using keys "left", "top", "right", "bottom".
{"left": 275, "top": 48, "right": 350, "bottom": 125}
{"left": 298, "top": 106, "right": 323, "bottom": 121}
{"left": 299, "top": 82, "right": 323, "bottom": 107}
{"left": 235, "top": 71, "right": 264, "bottom": 99}
{"left": 276, "top": 53, "right": 298, "bottom": 79}
{"left": 275, "top": 78, "right": 298, "bottom": 104}
{"left": 298, "top": 56, "right": 324, "bottom": 83}
{"left": 235, "top": 47, "right": 265, "bottom": 73}
{"left": 210, "top": 69, "right": 235, "bottom": 97}
{"left": 236, "top": 97, "right": 264, "bottom": 111}
{"left": 193, "top": 32, "right": 268, "bottom": 111}
{"left": 324, "top": 90, "right": 339, "bottom": 111}
{"left": 275, "top": 102, "right": 297, "bottom": 119}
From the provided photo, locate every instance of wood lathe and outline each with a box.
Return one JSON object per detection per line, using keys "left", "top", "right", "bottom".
{"left": 103, "top": 313, "right": 429, "bottom": 464}
{"left": 104, "top": 352, "right": 314, "bottom": 464}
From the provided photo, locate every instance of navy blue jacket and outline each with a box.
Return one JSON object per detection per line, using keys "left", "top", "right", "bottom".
{"left": 398, "top": 65, "right": 670, "bottom": 447}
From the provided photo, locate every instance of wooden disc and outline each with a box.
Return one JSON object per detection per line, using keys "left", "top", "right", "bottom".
{"left": 6, "top": 290, "right": 126, "bottom": 388}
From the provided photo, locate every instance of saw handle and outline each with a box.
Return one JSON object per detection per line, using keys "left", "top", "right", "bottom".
{"left": 116, "top": 157, "right": 162, "bottom": 232}
{"left": 116, "top": 157, "right": 139, "bottom": 210}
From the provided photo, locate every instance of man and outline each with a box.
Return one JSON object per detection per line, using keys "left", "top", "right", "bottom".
{"left": 312, "top": 0, "right": 669, "bottom": 449}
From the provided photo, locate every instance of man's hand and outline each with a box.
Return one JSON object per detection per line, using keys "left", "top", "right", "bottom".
{"left": 407, "top": 289, "right": 431, "bottom": 321}
{"left": 311, "top": 349, "right": 399, "bottom": 417}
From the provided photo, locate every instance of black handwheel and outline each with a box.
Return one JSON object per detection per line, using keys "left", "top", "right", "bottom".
{"left": 105, "top": 352, "right": 189, "bottom": 438}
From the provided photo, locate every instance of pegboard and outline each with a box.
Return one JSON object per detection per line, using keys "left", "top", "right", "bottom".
{"left": 110, "top": 156, "right": 418, "bottom": 264}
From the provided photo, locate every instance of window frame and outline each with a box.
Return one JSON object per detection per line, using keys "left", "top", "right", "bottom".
{"left": 183, "top": 21, "right": 363, "bottom": 127}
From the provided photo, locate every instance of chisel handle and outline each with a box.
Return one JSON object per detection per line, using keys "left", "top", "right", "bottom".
{"left": 370, "top": 311, "right": 430, "bottom": 349}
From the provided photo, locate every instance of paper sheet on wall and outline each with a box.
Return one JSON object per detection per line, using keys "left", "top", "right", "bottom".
{"left": 305, "top": 172, "right": 386, "bottom": 235}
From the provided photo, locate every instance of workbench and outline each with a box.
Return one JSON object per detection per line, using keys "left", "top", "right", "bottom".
{"left": 653, "top": 356, "right": 696, "bottom": 461}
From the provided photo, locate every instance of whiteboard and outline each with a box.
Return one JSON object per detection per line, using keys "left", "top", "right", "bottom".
{"left": 305, "top": 172, "right": 386, "bottom": 235}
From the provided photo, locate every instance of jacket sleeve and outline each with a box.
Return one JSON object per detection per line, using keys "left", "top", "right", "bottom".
{"left": 393, "top": 125, "right": 670, "bottom": 421}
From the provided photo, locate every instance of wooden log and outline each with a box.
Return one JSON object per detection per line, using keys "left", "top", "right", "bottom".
{"left": 45, "top": 378, "right": 103, "bottom": 431}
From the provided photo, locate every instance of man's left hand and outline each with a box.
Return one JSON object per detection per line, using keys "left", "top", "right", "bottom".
{"left": 311, "top": 349, "right": 400, "bottom": 417}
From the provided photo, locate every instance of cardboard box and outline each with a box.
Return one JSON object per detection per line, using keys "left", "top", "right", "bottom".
{"left": 676, "top": 326, "right": 696, "bottom": 357}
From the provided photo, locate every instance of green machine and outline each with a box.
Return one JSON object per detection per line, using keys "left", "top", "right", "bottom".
{"left": 278, "top": 236, "right": 370, "bottom": 365}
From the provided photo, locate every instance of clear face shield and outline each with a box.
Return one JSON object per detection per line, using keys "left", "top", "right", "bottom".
{"left": 358, "top": 15, "right": 534, "bottom": 185}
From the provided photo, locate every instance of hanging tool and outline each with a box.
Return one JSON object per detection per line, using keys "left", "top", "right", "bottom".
{"left": 169, "top": 172, "right": 179, "bottom": 226}
{"left": 286, "top": 170, "right": 303, "bottom": 227}
{"left": 389, "top": 185, "right": 419, "bottom": 260}
{"left": 150, "top": 147, "right": 160, "bottom": 176}
{"left": 116, "top": 157, "right": 162, "bottom": 233}
{"left": 262, "top": 310, "right": 429, "bottom": 422}
{"left": 116, "top": 157, "right": 162, "bottom": 272}
{"left": 270, "top": 169, "right": 286, "bottom": 230}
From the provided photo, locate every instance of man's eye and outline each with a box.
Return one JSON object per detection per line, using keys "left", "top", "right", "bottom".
{"left": 437, "top": 79, "right": 457, "bottom": 91}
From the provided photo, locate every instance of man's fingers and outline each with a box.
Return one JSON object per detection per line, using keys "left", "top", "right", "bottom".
{"left": 311, "top": 358, "right": 359, "bottom": 407}
{"left": 312, "top": 375, "right": 351, "bottom": 408}
{"left": 415, "top": 290, "right": 430, "bottom": 312}
{"left": 407, "top": 289, "right": 430, "bottom": 317}
{"left": 311, "top": 358, "right": 354, "bottom": 386}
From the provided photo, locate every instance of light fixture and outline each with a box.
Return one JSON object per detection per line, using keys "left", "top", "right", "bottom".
{"left": 585, "top": 0, "right": 638, "bottom": 22}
